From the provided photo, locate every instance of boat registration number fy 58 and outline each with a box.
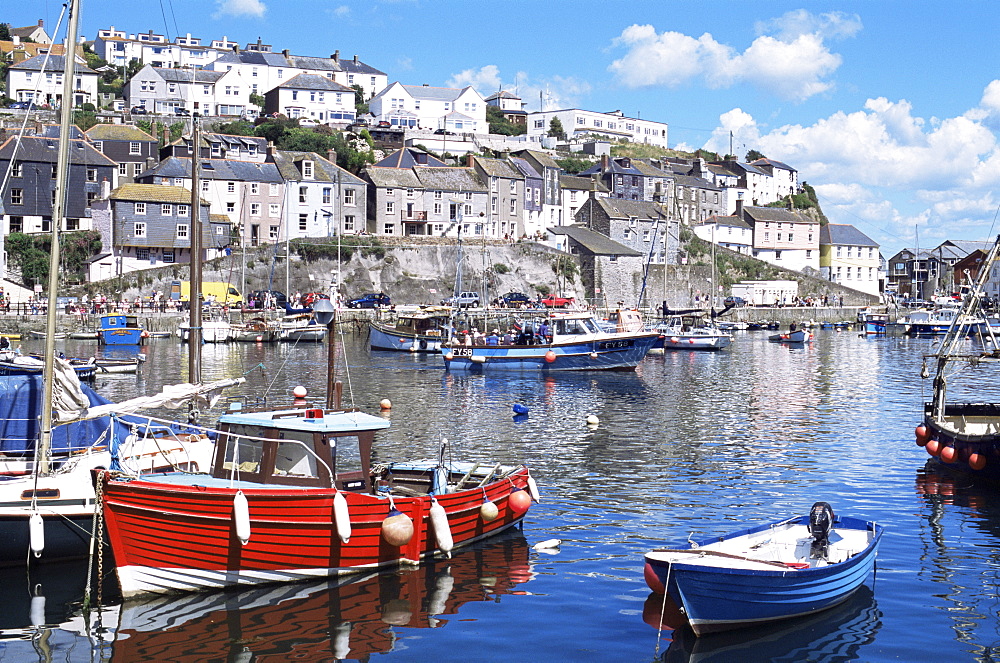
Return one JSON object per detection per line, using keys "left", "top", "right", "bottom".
{"left": 451, "top": 347, "right": 473, "bottom": 357}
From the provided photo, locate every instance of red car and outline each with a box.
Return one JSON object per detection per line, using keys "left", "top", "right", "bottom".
{"left": 541, "top": 294, "right": 574, "bottom": 308}
{"left": 302, "top": 292, "right": 330, "bottom": 306}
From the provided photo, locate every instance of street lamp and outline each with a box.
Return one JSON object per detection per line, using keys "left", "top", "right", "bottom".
{"left": 313, "top": 298, "right": 340, "bottom": 409}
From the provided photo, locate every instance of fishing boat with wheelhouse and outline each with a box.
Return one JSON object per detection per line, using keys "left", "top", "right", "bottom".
{"left": 370, "top": 307, "right": 451, "bottom": 353}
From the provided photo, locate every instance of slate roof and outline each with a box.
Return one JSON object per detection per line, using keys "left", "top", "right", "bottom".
{"left": 579, "top": 157, "right": 644, "bottom": 177}
{"left": 742, "top": 206, "right": 812, "bottom": 224}
{"left": 0, "top": 135, "right": 117, "bottom": 166}
{"left": 631, "top": 160, "right": 671, "bottom": 178}
{"left": 751, "top": 157, "right": 796, "bottom": 172}
{"left": 401, "top": 85, "right": 472, "bottom": 102}
{"left": 510, "top": 149, "right": 560, "bottom": 171}
{"left": 594, "top": 198, "right": 669, "bottom": 220}
{"left": 85, "top": 124, "right": 156, "bottom": 142}
{"left": 819, "top": 223, "right": 878, "bottom": 247}
{"left": 271, "top": 150, "right": 364, "bottom": 185}
{"left": 472, "top": 157, "right": 522, "bottom": 179}
{"left": 35, "top": 124, "right": 85, "bottom": 139}
{"left": 275, "top": 73, "right": 353, "bottom": 92}
{"left": 699, "top": 214, "right": 752, "bottom": 231}
{"left": 713, "top": 161, "right": 768, "bottom": 177}
{"left": 154, "top": 68, "right": 225, "bottom": 84}
{"left": 137, "top": 156, "right": 282, "bottom": 183}
{"left": 509, "top": 157, "right": 541, "bottom": 180}
{"left": 110, "top": 183, "right": 206, "bottom": 206}
{"left": 364, "top": 166, "right": 423, "bottom": 189}
{"left": 559, "top": 174, "right": 608, "bottom": 193}
{"left": 415, "top": 167, "right": 485, "bottom": 192}
{"left": 213, "top": 51, "right": 289, "bottom": 67}
{"left": 9, "top": 53, "right": 94, "bottom": 74}
{"left": 485, "top": 90, "right": 520, "bottom": 101}
{"left": 549, "top": 226, "right": 643, "bottom": 256}
{"left": 673, "top": 174, "right": 720, "bottom": 190}
{"left": 373, "top": 148, "right": 447, "bottom": 169}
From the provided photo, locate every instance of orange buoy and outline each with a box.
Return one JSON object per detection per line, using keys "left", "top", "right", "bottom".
{"left": 970, "top": 453, "right": 987, "bottom": 471}
{"left": 926, "top": 439, "right": 941, "bottom": 456}
{"left": 508, "top": 488, "right": 531, "bottom": 515}
{"left": 915, "top": 424, "right": 931, "bottom": 445}
{"left": 381, "top": 507, "right": 414, "bottom": 547}
{"left": 940, "top": 445, "right": 957, "bottom": 463}
{"left": 544, "top": 350, "right": 557, "bottom": 363}
{"left": 444, "top": 352, "right": 454, "bottom": 361}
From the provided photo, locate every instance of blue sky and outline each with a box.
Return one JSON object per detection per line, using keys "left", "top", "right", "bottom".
{"left": 9, "top": 1, "right": 1000, "bottom": 257}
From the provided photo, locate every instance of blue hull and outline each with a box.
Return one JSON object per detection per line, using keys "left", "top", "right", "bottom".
{"left": 0, "top": 514, "right": 99, "bottom": 566}
{"left": 0, "top": 363, "right": 96, "bottom": 380}
{"left": 444, "top": 333, "right": 659, "bottom": 372}
{"left": 100, "top": 329, "right": 145, "bottom": 345}
{"left": 645, "top": 515, "right": 882, "bottom": 635}
{"left": 369, "top": 324, "right": 445, "bottom": 353}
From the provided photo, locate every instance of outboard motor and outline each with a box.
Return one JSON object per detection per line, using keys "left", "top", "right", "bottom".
{"left": 808, "top": 502, "right": 835, "bottom": 558}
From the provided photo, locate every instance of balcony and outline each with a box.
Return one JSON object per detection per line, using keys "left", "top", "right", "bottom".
{"left": 403, "top": 210, "right": 427, "bottom": 221}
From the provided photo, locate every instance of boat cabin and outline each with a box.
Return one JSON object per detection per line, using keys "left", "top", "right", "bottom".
{"left": 211, "top": 407, "right": 391, "bottom": 491}
{"left": 101, "top": 314, "right": 141, "bottom": 331}
{"left": 393, "top": 308, "right": 450, "bottom": 336}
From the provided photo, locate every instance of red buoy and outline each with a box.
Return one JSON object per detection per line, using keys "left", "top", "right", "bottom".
{"left": 940, "top": 445, "right": 957, "bottom": 463}
{"left": 926, "top": 439, "right": 941, "bottom": 456}
{"left": 508, "top": 489, "right": 531, "bottom": 515}
{"left": 970, "top": 453, "right": 987, "bottom": 471}
{"left": 915, "top": 424, "right": 931, "bottom": 444}
{"left": 544, "top": 350, "right": 556, "bottom": 363}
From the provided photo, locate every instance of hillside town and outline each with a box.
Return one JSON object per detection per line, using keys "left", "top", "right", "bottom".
{"left": 0, "top": 18, "right": 983, "bottom": 305}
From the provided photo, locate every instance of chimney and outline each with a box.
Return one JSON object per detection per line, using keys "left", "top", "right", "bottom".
{"left": 600, "top": 154, "right": 609, "bottom": 173}
{"left": 161, "top": 127, "right": 169, "bottom": 145}
{"left": 38, "top": 19, "right": 44, "bottom": 27}
{"left": 282, "top": 49, "right": 289, "bottom": 57}
{"left": 353, "top": 55, "right": 358, "bottom": 63}
{"left": 735, "top": 198, "right": 744, "bottom": 219}
{"left": 333, "top": 50, "right": 339, "bottom": 63}
{"left": 145, "top": 156, "right": 155, "bottom": 171}
{"left": 101, "top": 177, "right": 112, "bottom": 199}
{"left": 267, "top": 140, "right": 276, "bottom": 157}
{"left": 327, "top": 148, "right": 337, "bottom": 163}
{"left": 466, "top": 154, "right": 475, "bottom": 168}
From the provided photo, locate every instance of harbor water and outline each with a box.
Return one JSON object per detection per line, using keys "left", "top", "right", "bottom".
{"left": 3, "top": 329, "right": 1000, "bottom": 661}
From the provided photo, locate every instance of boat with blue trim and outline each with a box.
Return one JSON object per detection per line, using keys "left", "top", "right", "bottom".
{"left": 643, "top": 502, "right": 882, "bottom": 636}
{"left": 370, "top": 307, "right": 451, "bottom": 353}
{"left": 99, "top": 314, "right": 146, "bottom": 345}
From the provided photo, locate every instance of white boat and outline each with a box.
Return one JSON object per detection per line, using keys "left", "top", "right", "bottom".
{"left": 177, "top": 319, "right": 233, "bottom": 343}
{"left": 279, "top": 313, "right": 327, "bottom": 342}
{"left": 653, "top": 315, "right": 733, "bottom": 351}
{"left": 768, "top": 328, "right": 812, "bottom": 343}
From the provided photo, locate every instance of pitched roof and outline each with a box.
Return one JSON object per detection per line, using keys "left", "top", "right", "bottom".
{"left": 364, "top": 166, "right": 423, "bottom": 188}
{"left": 509, "top": 157, "right": 541, "bottom": 180}
{"left": 0, "top": 135, "right": 116, "bottom": 167}
{"left": 510, "top": 149, "right": 560, "bottom": 170}
{"left": 137, "top": 156, "right": 282, "bottom": 183}
{"left": 819, "top": 223, "right": 878, "bottom": 247}
{"left": 372, "top": 148, "right": 447, "bottom": 169}
{"left": 594, "top": 198, "right": 669, "bottom": 220}
{"left": 751, "top": 157, "right": 796, "bottom": 172}
{"left": 85, "top": 124, "right": 156, "bottom": 142}
{"left": 109, "top": 183, "right": 206, "bottom": 205}
{"left": 485, "top": 90, "right": 520, "bottom": 101}
{"left": 271, "top": 150, "right": 364, "bottom": 185}
{"left": 698, "top": 214, "right": 751, "bottom": 231}
{"left": 154, "top": 67, "right": 225, "bottom": 84}
{"left": 400, "top": 84, "right": 471, "bottom": 102}
{"left": 415, "top": 167, "right": 485, "bottom": 192}
{"left": 0, "top": 41, "right": 65, "bottom": 58}
{"left": 274, "top": 73, "right": 353, "bottom": 92}
{"left": 559, "top": 174, "right": 608, "bottom": 193}
{"left": 472, "top": 157, "right": 521, "bottom": 179}
{"left": 9, "top": 53, "right": 94, "bottom": 74}
{"left": 742, "top": 206, "right": 812, "bottom": 224}
{"left": 549, "top": 226, "right": 643, "bottom": 256}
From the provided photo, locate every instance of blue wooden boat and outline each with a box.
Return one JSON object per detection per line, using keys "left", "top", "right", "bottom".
{"left": 443, "top": 312, "right": 659, "bottom": 372}
{"left": 643, "top": 503, "right": 883, "bottom": 636}
{"left": 99, "top": 314, "right": 146, "bottom": 345}
{"left": 370, "top": 307, "right": 452, "bottom": 353}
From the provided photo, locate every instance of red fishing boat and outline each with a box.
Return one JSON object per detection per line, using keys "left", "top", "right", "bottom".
{"left": 99, "top": 405, "right": 537, "bottom": 597}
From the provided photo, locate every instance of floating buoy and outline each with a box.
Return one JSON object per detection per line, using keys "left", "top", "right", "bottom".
{"left": 527, "top": 474, "right": 540, "bottom": 503}
{"left": 533, "top": 538, "right": 561, "bottom": 551}
{"left": 409, "top": 344, "right": 418, "bottom": 352}
{"left": 256, "top": 335, "right": 263, "bottom": 342}
{"left": 29, "top": 513, "right": 44, "bottom": 557}
{"left": 970, "top": 453, "right": 987, "bottom": 471}
{"left": 509, "top": 488, "right": 531, "bottom": 515}
{"left": 643, "top": 562, "right": 665, "bottom": 594}
{"left": 590, "top": 352, "right": 598, "bottom": 359}
{"left": 480, "top": 497, "right": 499, "bottom": 522}
{"left": 381, "top": 507, "right": 414, "bottom": 547}
{"left": 544, "top": 350, "right": 557, "bottom": 363}
{"left": 233, "top": 490, "right": 251, "bottom": 545}
{"left": 586, "top": 415, "right": 600, "bottom": 426}
{"left": 429, "top": 499, "right": 453, "bottom": 555}
{"left": 444, "top": 352, "right": 454, "bottom": 361}
{"left": 380, "top": 398, "right": 392, "bottom": 411}
{"left": 293, "top": 385, "right": 307, "bottom": 398}
{"left": 512, "top": 403, "right": 529, "bottom": 415}
{"left": 471, "top": 355, "right": 487, "bottom": 363}
{"left": 333, "top": 491, "right": 351, "bottom": 543}
{"left": 915, "top": 424, "right": 930, "bottom": 444}
{"left": 925, "top": 439, "right": 941, "bottom": 456}
{"left": 940, "top": 445, "right": 957, "bottom": 463}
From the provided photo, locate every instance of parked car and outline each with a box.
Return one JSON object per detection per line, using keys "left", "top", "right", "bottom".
{"left": 540, "top": 294, "right": 574, "bottom": 308}
{"left": 302, "top": 292, "right": 330, "bottom": 306}
{"left": 433, "top": 129, "right": 457, "bottom": 135}
{"left": 8, "top": 101, "right": 36, "bottom": 110}
{"left": 441, "top": 291, "right": 481, "bottom": 308}
{"left": 495, "top": 292, "right": 532, "bottom": 308}
{"left": 173, "top": 107, "right": 190, "bottom": 116}
{"left": 346, "top": 293, "right": 391, "bottom": 309}
{"left": 724, "top": 296, "right": 746, "bottom": 308}
{"left": 298, "top": 118, "right": 319, "bottom": 127}
{"left": 130, "top": 106, "right": 147, "bottom": 115}
{"left": 248, "top": 290, "right": 287, "bottom": 309}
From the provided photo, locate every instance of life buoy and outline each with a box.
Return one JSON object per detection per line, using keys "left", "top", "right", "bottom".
{"left": 419, "top": 339, "right": 428, "bottom": 350}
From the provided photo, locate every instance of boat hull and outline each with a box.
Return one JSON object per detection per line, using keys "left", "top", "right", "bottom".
{"left": 644, "top": 515, "right": 882, "bottom": 636}
{"left": 444, "top": 334, "right": 659, "bottom": 372}
{"left": 922, "top": 402, "right": 1000, "bottom": 480}
{"left": 658, "top": 334, "right": 732, "bottom": 351}
{"left": 101, "top": 467, "right": 532, "bottom": 597}
{"left": 100, "top": 329, "right": 145, "bottom": 345}
{"left": 768, "top": 330, "right": 811, "bottom": 343}
{"left": 0, "top": 361, "right": 96, "bottom": 380}
{"left": 370, "top": 323, "right": 444, "bottom": 353}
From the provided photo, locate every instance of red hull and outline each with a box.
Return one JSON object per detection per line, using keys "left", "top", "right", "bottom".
{"left": 101, "top": 468, "right": 531, "bottom": 596}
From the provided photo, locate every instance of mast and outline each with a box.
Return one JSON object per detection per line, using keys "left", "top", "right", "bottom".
{"left": 38, "top": 0, "right": 81, "bottom": 474}
{"left": 188, "top": 119, "right": 203, "bottom": 389}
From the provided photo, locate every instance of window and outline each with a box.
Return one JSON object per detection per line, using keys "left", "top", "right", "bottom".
{"left": 344, "top": 189, "right": 355, "bottom": 206}
{"left": 133, "top": 163, "right": 143, "bottom": 177}
{"left": 299, "top": 213, "right": 308, "bottom": 231}
{"left": 788, "top": 233, "right": 793, "bottom": 242}
{"left": 491, "top": 197, "right": 497, "bottom": 212}
{"left": 344, "top": 215, "right": 355, "bottom": 231}
{"left": 775, "top": 250, "right": 782, "bottom": 260}
{"left": 465, "top": 204, "right": 472, "bottom": 215}
{"left": 386, "top": 202, "right": 395, "bottom": 214}
{"left": 270, "top": 183, "right": 280, "bottom": 196}
{"left": 299, "top": 187, "right": 308, "bottom": 203}
{"left": 174, "top": 178, "right": 184, "bottom": 186}
{"left": 383, "top": 223, "right": 394, "bottom": 234}
{"left": 176, "top": 224, "right": 189, "bottom": 239}
{"left": 92, "top": 142, "right": 103, "bottom": 154}
{"left": 129, "top": 142, "right": 141, "bottom": 155}
{"left": 837, "top": 247, "right": 842, "bottom": 257}
{"left": 158, "top": 203, "right": 171, "bottom": 216}
{"left": 269, "top": 203, "right": 279, "bottom": 217}
{"left": 9, "top": 216, "right": 22, "bottom": 233}
{"left": 269, "top": 226, "right": 279, "bottom": 241}
{"left": 250, "top": 203, "right": 261, "bottom": 216}
{"left": 434, "top": 202, "right": 442, "bottom": 215}
{"left": 227, "top": 182, "right": 236, "bottom": 193}
{"left": 509, "top": 181, "right": 517, "bottom": 194}
{"left": 763, "top": 232, "right": 769, "bottom": 242}
{"left": 464, "top": 192, "right": 472, "bottom": 201}
{"left": 178, "top": 205, "right": 189, "bottom": 217}
{"left": 134, "top": 221, "right": 146, "bottom": 237}
{"left": 215, "top": 226, "right": 224, "bottom": 235}
{"left": 509, "top": 200, "right": 516, "bottom": 214}
{"left": 10, "top": 189, "right": 23, "bottom": 205}
{"left": 135, "top": 202, "right": 146, "bottom": 215}
{"left": 118, "top": 163, "right": 128, "bottom": 176}
{"left": 226, "top": 202, "right": 235, "bottom": 213}
{"left": 386, "top": 188, "right": 394, "bottom": 196}
{"left": 806, "top": 250, "right": 812, "bottom": 259}
{"left": 434, "top": 190, "right": 442, "bottom": 199}
{"left": 303, "top": 161, "right": 313, "bottom": 178}
{"left": 570, "top": 191, "right": 577, "bottom": 203}
{"left": 84, "top": 167, "right": 97, "bottom": 182}
{"left": 202, "top": 181, "right": 210, "bottom": 193}
{"left": 136, "top": 248, "right": 150, "bottom": 261}
{"left": 162, "top": 251, "right": 175, "bottom": 263}
{"left": 250, "top": 183, "right": 259, "bottom": 195}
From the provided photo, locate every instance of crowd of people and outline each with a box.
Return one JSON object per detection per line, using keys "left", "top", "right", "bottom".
{"left": 454, "top": 320, "right": 552, "bottom": 346}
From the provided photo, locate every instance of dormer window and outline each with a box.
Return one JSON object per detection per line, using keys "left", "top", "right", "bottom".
{"left": 303, "top": 161, "right": 314, "bottom": 178}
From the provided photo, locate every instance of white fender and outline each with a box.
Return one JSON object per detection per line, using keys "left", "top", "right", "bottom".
{"left": 29, "top": 512, "right": 44, "bottom": 557}
{"left": 30, "top": 594, "right": 45, "bottom": 627}
{"left": 333, "top": 491, "right": 351, "bottom": 543}
{"left": 233, "top": 490, "right": 251, "bottom": 545}
{"left": 429, "top": 499, "right": 453, "bottom": 555}
{"left": 527, "top": 475, "right": 540, "bottom": 503}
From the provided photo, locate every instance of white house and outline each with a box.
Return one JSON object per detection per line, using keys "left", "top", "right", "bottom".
{"left": 95, "top": 27, "right": 219, "bottom": 70}
{"left": 369, "top": 83, "right": 486, "bottom": 132}
{"left": 6, "top": 54, "right": 99, "bottom": 107}
{"left": 820, "top": 223, "right": 880, "bottom": 297}
{"left": 693, "top": 214, "right": 754, "bottom": 255}
{"left": 124, "top": 65, "right": 236, "bottom": 115}
{"left": 264, "top": 74, "right": 355, "bottom": 124}
{"left": 271, "top": 150, "right": 367, "bottom": 240}
{"left": 526, "top": 109, "right": 669, "bottom": 148}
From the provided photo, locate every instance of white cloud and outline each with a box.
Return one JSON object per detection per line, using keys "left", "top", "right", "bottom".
{"left": 213, "top": 0, "right": 266, "bottom": 18}
{"left": 446, "top": 65, "right": 502, "bottom": 92}
{"left": 397, "top": 56, "right": 413, "bottom": 71}
{"left": 609, "top": 11, "right": 858, "bottom": 101}
{"left": 445, "top": 65, "right": 590, "bottom": 111}
{"left": 332, "top": 5, "right": 350, "bottom": 17}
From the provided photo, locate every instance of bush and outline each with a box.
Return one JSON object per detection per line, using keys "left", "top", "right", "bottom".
{"left": 493, "top": 263, "right": 510, "bottom": 275}
{"left": 290, "top": 236, "right": 385, "bottom": 262}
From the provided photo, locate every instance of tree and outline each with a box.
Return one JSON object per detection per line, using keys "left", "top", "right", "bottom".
{"left": 555, "top": 156, "right": 594, "bottom": 174}
{"left": 0, "top": 24, "right": 11, "bottom": 41}
{"left": 547, "top": 117, "right": 566, "bottom": 140}
{"left": 73, "top": 110, "right": 98, "bottom": 131}
{"left": 745, "top": 149, "right": 765, "bottom": 162}
{"left": 486, "top": 105, "right": 526, "bottom": 136}
{"left": 249, "top": 92, "right": 265, "bottom": 110}
{"left": 351, "top": 84, "right": 369, "bottom": 115}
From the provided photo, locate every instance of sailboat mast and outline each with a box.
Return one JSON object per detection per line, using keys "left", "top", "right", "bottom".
{"left": 188, "top": 119, "right": 203, "bottom": 386}
{"left": 38, "top": 0, "right": 81, "bottom": 475}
